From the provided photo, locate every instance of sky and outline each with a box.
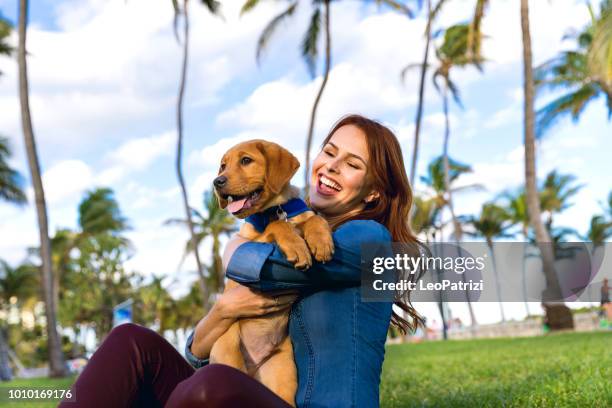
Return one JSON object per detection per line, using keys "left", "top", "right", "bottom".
{"left": 0, "top": 0, "right": 610, "bottom": 326}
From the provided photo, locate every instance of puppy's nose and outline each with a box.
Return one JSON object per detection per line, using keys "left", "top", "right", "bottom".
{"left": 213, "top": 176, "right": 227, "bottom": 188}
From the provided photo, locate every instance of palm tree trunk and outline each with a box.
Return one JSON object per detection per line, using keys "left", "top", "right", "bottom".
{"left": 441, "top": 81, "right": 478, "bottom": 328}
{"left": 17, "top": 0, "right": 66, "bottom": 378}
{"left": 409, "top": 0, "right": 432, "bottom": 186}
{"left": 521, "top": 240, "right": 530, "bottom": 316}
{"left": 520, "top": 0, "right": 563, "bottom": 309}
{"left": 304, "top": 0, "right": 331, "bottom": 195}
{"left": 486, "top": 237, "right": 506, "bottom": 322}
{"left": 176, "top": 0, "right": 208, "bottom": 308}
{"left": 0, "top": 325, "right": 12, "bottom": 381}
{"left": 431, "top": 233, "right": 448, "bottom": 340}
{"left": 212, "top": 235, "right": 224, "bottom": 293}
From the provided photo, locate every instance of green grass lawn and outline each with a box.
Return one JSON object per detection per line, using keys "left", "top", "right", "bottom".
{"left": 1, "top": 331, "right": 610, "bottom": 407}
{"left": 381, "top": 331, "right": 612, "bottom": 407}
{"left": 0, "top": 376, "right": 76, "bottom": 408}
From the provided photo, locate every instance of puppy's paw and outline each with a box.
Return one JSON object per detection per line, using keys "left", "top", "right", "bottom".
{"left": 278, "top": 235, "right": 312, "bottom": 270}
{"left": 303, "top": 215, "right": 335, "bottom": 263}
{"left": 306, "top": 232, "right": 334, "bottom": 262}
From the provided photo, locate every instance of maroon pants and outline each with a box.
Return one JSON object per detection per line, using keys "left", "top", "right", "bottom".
{"left": 58, "top": 323, "right": 292, "bottom": 408}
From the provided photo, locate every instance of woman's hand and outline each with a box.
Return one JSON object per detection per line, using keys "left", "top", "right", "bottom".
{"left": 217, "top": 284, "right": 299, "bottom": 320}
{"left": 190, "top": 284, "right": 298, "bottom": 360}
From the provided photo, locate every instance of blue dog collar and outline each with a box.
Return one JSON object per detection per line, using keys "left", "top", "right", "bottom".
{"left": 245, "top": 198, "right": 310, "bottom": 233}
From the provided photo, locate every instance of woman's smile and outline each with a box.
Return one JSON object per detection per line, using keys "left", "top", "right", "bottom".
{"left": 316, "top": 173, "right": 343, "bottom": 196}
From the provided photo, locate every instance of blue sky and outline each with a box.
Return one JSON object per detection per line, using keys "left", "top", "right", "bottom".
{"left": 0, "top": 0, "right": 610, "bottom": 325}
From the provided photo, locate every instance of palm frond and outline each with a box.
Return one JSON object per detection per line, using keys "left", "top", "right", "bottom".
{"left": 302, "top": 7, "right": 321, "bottom": 78}
{"left": 256, "top": 1, "right": 298, "bottom": 65}
{"left": 467, "top": 0, "right": 489, "bottom": 60}
{"left": 535, "top": 84, "right": 598, "bottom": 137}
{"left": 0, "top": 136, "right": 27, "bottom": 205}
{"left": 447, "top": 77, "right": 463, "bottom": 108}
{"left": 429, "top": 0, "right": 450, "bottom": 21}
{"left": 241, "top": 0, "right": 261, "bottom": 15}
{"left": 163, "top": 217, "right": 188, "bottom": 226}
{"left": 535, "top": 52, "right": 588, "bottom": 94}
{"left": 172, "top": 0, "right": 181, "bottom": 43}
{"left": 201, "top": 0, "right": 221, "bottom": 14}
{"left": 400, "top": 62, "right": 428, "bottom": 83}
{"left": 588, "top": 6, "right": 612, "bottom": 85}
{"left": 375, "top": 0, "right": 414, "bottom": 18}
{"left": 0, "top": 17, "right": 12, "bottom": 77}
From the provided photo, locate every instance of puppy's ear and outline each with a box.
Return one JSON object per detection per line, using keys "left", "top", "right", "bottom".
{"left": 257, "top": 141, "right": 300, "bottom": 195}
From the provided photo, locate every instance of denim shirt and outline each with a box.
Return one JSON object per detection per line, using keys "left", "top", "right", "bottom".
{"left": 185, "top": 220, "right": 393, "bottom": 408}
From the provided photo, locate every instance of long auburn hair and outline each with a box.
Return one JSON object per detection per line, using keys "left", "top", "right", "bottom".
{"left": 318, "top": 114, "right": 425, "bottom": 334}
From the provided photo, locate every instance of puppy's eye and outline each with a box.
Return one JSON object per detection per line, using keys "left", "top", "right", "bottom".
{"left": 241, "top": 157, "right": 253, "bottom": 165}
{"left": 219, "top": 163, "right": 226, "bottom": 172}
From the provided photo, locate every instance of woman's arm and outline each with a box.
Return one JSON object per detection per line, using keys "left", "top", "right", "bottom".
{"left": 186, "top": 284, "right": 297, "bottom": 367}
{"left": 224, "top": 220, "right": 392, "bottom": 292}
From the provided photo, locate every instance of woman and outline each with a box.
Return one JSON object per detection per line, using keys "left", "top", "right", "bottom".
{"left": 59, "top": 114, "right": 423, "bottom": 408}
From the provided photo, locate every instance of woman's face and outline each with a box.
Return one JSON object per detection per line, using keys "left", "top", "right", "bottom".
{"left": 309, "top": 124, "right": 377, "bottom": 217}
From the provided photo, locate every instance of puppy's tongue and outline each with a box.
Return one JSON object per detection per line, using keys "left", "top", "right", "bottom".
{"left": 228, "top": 197, "right": 248, "bottom": 214}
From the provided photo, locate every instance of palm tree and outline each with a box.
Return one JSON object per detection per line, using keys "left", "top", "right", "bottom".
{"left": 535, "top": 0, "right": 612, "bottom": 136}
{"left": 0, "top": 15, "right": 12, "bottom": 76}
{"left": 407, "top": 0, "right": 434, "bottom": 186}
{"left": 243, "top": 0, "right": 331, "bottom": 193}
{"left": 0, "top": 137, "right": 27, "bottom": 205}
{"left": 539, "top": 170, "right": 582, "bottom": 230}
{"left": 17, "top": 0, "right": 66, "bottom": 377}
{"left": 406, "top": 0, "right": 489, "bottom": 185}
{"left": 589, "top": 0, "right": 612, "bottom": 84}
{"left": 0, "top": 260, "right": 38, "bottom": 381}
{"left": 243, "top": 0, "right": 414, "bottom": 193}
{"left": 78, "top": 188, "right": 128, "bottom": 235}
{"left": 583, "top": 214, "right": 611, "bottom": 303}
{"left": 463, "top": 203, "right": 514, "bottom": 322}
{"left": 0, "top": 104, "right": 28, "bottom": 381}
{"left": 76, "top": 188, "right": 134, "bottom": 341}
{"left": 520, "top": 0, "right": 563, "bottom": 316}
{"left": 420, "top": 156, "right": 480, "bottom": 329}
{"left": 171, "top": 0, "right": 221, "bottom": 307}
{"left": 502, "top": 188, "right": 531, "bottom": 316}
{"left": 410, "top": 195, "right": 440, "bottom": 243}
{"left": 166, "top": 191, "right": 237, "bottom": 297}
{"left": 410, "top": 194, "right": 452, "bottom": 338}
{"left": 137, "top": 275, "right": 175, "bottom": 334}
{"left": 0, "top": 134, "right": 27, "bottom": 381}
{"left": 431, "top": 23, "right": 484, "bottom": 246}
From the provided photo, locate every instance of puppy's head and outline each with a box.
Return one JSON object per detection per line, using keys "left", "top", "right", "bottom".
{"left": 213, "top": 140, "right": 299, "bottom": 218}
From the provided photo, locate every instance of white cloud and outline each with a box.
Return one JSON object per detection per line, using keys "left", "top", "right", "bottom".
{"left": 107, "top": 131, "right": 175, "bottom": 172}
{"left": 95, "top": 130, "right": 175, "bottom": 185}
{"left": 0, "top": 0, "right": 288, "bottom": 151}
{"left": 484, "top": 105, "right": 520, "bottom": 129}
{"left": 481, "top": 0, "right": 590, "bottom": 68}
{"left": 39, "top": 159, "right": 94, "bottom": 205}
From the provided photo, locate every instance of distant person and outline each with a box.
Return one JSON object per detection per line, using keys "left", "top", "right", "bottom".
{"left": 601, "top": 278, "right": 612, "bottom": 323}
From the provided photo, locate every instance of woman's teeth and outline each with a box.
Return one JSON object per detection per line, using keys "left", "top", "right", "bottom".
{"left": 320, "top": 175, "right": 341, "bottom": 191}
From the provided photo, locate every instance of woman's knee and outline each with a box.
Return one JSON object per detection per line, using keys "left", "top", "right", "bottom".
{"left": 107, "top": 323, "right": 149, "bottom": 342}
{"left": 105, "top": 323, "right": 164, "bottom": 352}
{"left": 167, "top": 364, "right": 243, "bottom": 407}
